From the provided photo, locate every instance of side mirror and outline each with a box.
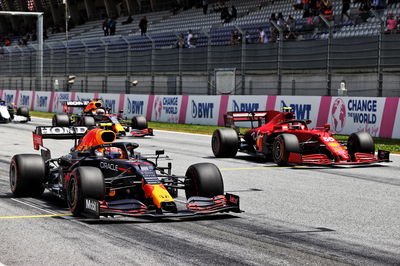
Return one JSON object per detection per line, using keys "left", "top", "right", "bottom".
{"left": 324, "top": 124, "right": 331, "bottom": 130}
{"left": 156, "top": 150, "right": 164, "bottom": 155}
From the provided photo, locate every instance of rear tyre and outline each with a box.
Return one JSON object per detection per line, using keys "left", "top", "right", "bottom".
{"left": 131, "top": 116, "right": 148, "bottom": 130}
{"left": 185, "top": 163, "right": 224, "bottom": 199}
{"left": 52, "top": 114, "right": 70, "bottom": 126}
{"left": 81, "top": 116, "right": 96, "bottom": 127}
{"left": 211, "top": 128, "right": 239, "bottom": 158}
{"left": 16, "top": 107, "right": 29, "bottom": 117}
{"left": 67, "top": 167, "right": 105, "bottom": 216}
{"left": 347, "top": 132, "right": 375, "bottom": 161}
{"left": 272, "top": 134, "right": 300, "bottom": 166}
{"left": 9, "top": 154, "right": 45, "bottom": 197}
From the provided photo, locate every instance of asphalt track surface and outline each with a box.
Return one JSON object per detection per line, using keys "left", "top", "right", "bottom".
{"left": 0, "top": 118, "right": 399, "bottom": 265}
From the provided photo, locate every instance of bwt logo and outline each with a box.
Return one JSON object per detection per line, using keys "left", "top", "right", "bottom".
{"left": 4, "top": 94, "right": 14, "bottom": 104}
{"left": 19, "top": 95, "right": 30, "bottom": 106}
{"left": 103, "top": 99, "right": 116, "bottom": 113}
{"left": 191, "top": 100, "right": 214, "bottom": 118}
{"left": 127, "top": 99, "right": 144, "bottom": 114}
{"left": 76, "top": 96, "right": 91, "bottom": 102}
{"left": 233, "top": 100, "right": 259, "bottom": 112}
{"left": 280, "top": 100, "right": 311, "bottom": 120}
{"left": 36, "top": 95, "right": 48, "bottom": 107}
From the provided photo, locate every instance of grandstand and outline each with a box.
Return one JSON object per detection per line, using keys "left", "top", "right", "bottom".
{"left": 0, "top": 0, "right": 400, "bottom": 97}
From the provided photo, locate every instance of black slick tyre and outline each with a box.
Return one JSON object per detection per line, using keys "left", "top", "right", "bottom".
{"left": 272, "top": 134, "right": 300, "bottom": 166}
{"left": 347, "top": 132, "right": 375, "bottom": 161}
{"left": 67, "top": 167, "right": 105, "bottom": 216}
{"left": 52, "top": 114, "right": 70, "bottom": 126}
{"left": 82, "top": 116, "right": 96, "bottom": 127}
{"left": 131, "top": 116, "right": 148, "bottom": 130}
{"left": 211, "top": 128, "right": 239, "bottom": 158}
{"left": 16, "top": 107, "right": 29, "bottom": 117}
{"left": 9, "top": 154, "right": 45, "bottom": 197}
{"left": 185, "top": 163, "right": 224, "bottom": 199}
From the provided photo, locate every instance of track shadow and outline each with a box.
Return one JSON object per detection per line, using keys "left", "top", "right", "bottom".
{"left": 79, "top": 213, "right": 240, "bottom": 225}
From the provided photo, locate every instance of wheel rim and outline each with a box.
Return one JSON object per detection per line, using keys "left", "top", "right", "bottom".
{"left": 211, "top": 134, "right": 220, "bottom": 155}
{"left": 273, "top": 138, "right": 283, "bottom": 162}
{"left": 67, "top": 176, "right": 78, "bottom": 208}
{"left": 9, "top": 163, "right": 17, "bottom": 191}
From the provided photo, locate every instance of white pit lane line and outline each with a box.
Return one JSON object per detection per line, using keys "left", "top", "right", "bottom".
{"left": 11, "top": 198, "right": 58, "bottom": 215}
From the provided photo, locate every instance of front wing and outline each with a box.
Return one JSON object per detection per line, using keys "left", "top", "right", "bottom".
{"left": 82, "top": 194, "right": 241, "bottom": 219}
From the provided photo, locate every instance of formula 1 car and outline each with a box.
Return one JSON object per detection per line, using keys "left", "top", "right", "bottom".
{"left": 9, "top": 126, "right": 240, "bottom": 218}
{"left": 211, "top": 109, "right": 390, "bottom": 166}
{"left": 52, "top": 100, "right": 153, "bottom": 137}
{"left": 0, "top": 100, "right": 30, "bottom": 123}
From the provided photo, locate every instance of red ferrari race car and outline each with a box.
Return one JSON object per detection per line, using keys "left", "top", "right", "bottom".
{"left": 211, "top": 109, "right": 390, "bottom": 166}
{"left": 52, "top": 100, "right": 153, "bottom": 137}
{"left": 9, "top": 125, "right": 240, "bottom": 219}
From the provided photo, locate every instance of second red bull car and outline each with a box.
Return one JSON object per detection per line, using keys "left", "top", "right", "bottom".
{"left": 10, "top": 126, "right": 240, "bottom": 218}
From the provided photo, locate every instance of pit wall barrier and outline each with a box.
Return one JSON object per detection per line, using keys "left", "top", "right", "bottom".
{"left": 1, "top": 89, "right": 399, "bottom": 139}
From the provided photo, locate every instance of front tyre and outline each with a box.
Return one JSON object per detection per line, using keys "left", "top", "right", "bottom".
{"left": 67, "top": 167, "right": 105, "bottom": 216}
{"left": 131, "top": 116, "right": 148, "bottom": 130}
{"left": 185, "top": 163, "right": 224, "bottom": 199}
{"left": 9, "top": 154, "right": 45, "bottom": 197}
{"left": 272, "top": 134, "right": 300, "bottom": 166}
{"left": 347, "top": 132, "right": 375, "bottom": 161}
{"left": 211, "top": 128, "right": 239, "bottom": 158}
{"left": 52, "top": 114, "right": 70, "bottom": 126}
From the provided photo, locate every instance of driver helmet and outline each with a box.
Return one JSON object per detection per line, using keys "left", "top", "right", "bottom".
{"left": 96, "top": 108, "right": 106, "bottom": 115}
{"left": 104, "top": 147, "right": 123, "bottom": 159}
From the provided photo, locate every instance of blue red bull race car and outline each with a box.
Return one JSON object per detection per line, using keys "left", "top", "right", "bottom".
{"left": 10, "top": 125, "right": 240, "bottom": 218}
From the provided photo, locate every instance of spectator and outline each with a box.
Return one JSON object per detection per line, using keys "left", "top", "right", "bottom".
{"left": 139, "top": 16, "right": 148, "bottom": 36}
{"left": 186, "top": 30, "right": 196, "bottom": 48}
{"left": 286, "top": 15, "right": 297, "bottom": 40}
{"left": 359, "top": 0, "right": 371, "bottom": 22}
{"left": 371, "top": 0, "right": 384, "bottom": 10}
{"left": 221, "top": 5, "right": 230, "bottom": 22}
{"left": 257, "top": 28, "right": 268, "bottom": 43}
{"left": 293, "top": 0, "right": 303, "bottom": 10}
{"left": 385, "top": 13, "right": 397, "bottom": 33}
{"left": 109, "top": 18, "right": 116, "bottom": 35}
{"left": 102, "top": 18, "right": 109, "bottom": 36}
{"left": 175, "top": 33, "right": 185, "bottom": 48}
{"left": 202, "top": 0, "right": 209, "bottom": 15}
{"left": 171, "top": 1, "right": 182, "bottom": 15}
{"left": 231, "top": 5, "right": 237, "bottom": 20}
{"left": 269, "top": 13, "right": 278, "bottom": 41}
{"left": 121, "top": 15, "right": 133, "bottom": 25}
{"left": 230, "top": 30, "right": 241, "bottom": 45}
{"left": 245, "top": 31, "right": 252, "bottom": 44}
{"left": 341, "top": 0, "right": 351, "bottom": 22}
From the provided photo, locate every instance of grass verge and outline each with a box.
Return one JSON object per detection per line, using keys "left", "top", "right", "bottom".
{"left": 30, "top": 111, "right": 400, "bottom": 153}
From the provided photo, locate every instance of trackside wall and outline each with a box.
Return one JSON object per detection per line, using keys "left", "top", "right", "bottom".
{"left": 1, "top": 90, "right": 399, "bottom": 139}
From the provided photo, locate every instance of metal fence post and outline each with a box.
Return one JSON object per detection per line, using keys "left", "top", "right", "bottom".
{"left": 146, "top": 34, "right": 155, "bottom": 94}
{"left": 371, "top": 9, "right": 384, "bottom": 97}
{"left": 234, "top": 25, "right": 246, "bottom": 95}
{"left": 203, "top": 29, "right": 212, "bottom": 95}
{"left": 320, "top": 15, "right": 333, "bottom": 96}
{"left": 100, "top": 38, "right": 108, "bottom": 93}
{"left": 122, "top": 36, "right": 131, "bottom": 94}
{"left": 271, "top": 21, "right": 282, "bottom": 95}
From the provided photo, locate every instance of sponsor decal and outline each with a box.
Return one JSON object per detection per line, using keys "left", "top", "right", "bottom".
{"left": 65, "top": 100, "right": 88, "bottom": 106}
{"left": 85, "top": 198, "right": 99, "bottom": 212}
{"left": 331, "top": 98, "right": 346, "bottom": 133}
{"left": 280, "top": 100, "right": 311, "bottom": 120}
{"left": 153, "top": 96, "right": 179, "bottom": 122}
{"left": 19, "top": 94, "right": 30, "bottom": 106}
{"left": 52, "top": 93, "right": 70, "bottom": 112}
{"left": 36, "top": 95, "right": 48, "bottom": 108}
{"left": 3, "top": 94, "right": 14, "bottom": 104}
{"left": 191, "top": 100, "right": 214, "bottom": 119}
{"left": 100, "top": 162, "right": 118, "bottom": 171}
{"left": 102, "top": 98, "right": 116, "bottom": 113}
{"left": 127, "top": 98, "right": 144, "bottom": 115}
{"left": 232, "top": 100, "right": 259, "bottom": 112}
{"left": 41, "top": 126, "right": 87, "bottom": 135}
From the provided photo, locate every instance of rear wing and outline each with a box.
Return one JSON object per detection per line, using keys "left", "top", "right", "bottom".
{"left": 33, "top": 126, "right": 88, "bottom": 150}
{"left": 224, "top": 111, "right": 269, "bottom": 128}
{"left": 62, "top": 101, "right": 90, "bottom": 112}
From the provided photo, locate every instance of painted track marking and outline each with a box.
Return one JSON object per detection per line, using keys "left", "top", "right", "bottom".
{"left": 0, "top": 214, "right": 71, "bottom": 220}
